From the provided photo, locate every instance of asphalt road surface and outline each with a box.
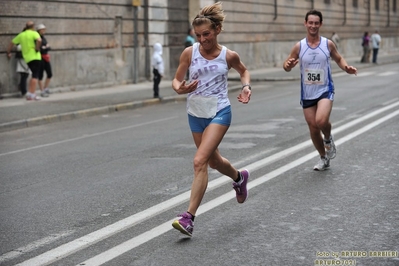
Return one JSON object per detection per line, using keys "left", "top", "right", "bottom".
{"left": 1, "top": 63, "right": 398, "bottom": 266}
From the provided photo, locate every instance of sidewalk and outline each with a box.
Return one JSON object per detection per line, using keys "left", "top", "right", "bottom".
{"left": 1, "top": 52, "right": 398, "bottom": 132}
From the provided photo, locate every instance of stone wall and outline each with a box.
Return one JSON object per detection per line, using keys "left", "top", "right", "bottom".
{"left": 0, "top": 0, "right": 398, "bottom": 96}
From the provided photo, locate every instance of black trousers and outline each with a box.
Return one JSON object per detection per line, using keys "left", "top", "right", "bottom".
{"left": 372, "top": 48, "right": 379, "bottom": 63}
{"left": 19, "top": 72, "right": 29, "bottom": 96}
{"left": 153, "top": 68, "right": 162, "bottom": 97}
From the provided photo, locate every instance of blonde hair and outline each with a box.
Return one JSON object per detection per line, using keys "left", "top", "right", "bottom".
{"left": 192, "top": 1, "right": 225, "bottom": 30}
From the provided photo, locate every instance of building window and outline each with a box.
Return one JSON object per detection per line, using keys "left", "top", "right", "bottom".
{"left": 375, "top": 0, "right": 379, "bottom": 10}
{"left": 353, "top": 0, "right": 358, "bottom": 8}
{"left": 394, "top": 0, "right": 397, "bottom": 12}
{"left": 325, "top": 0, "right": 331, "bottom": 4}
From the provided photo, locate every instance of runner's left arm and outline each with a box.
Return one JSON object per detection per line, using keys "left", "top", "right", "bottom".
{"left": 227, "top": 49, "right": 251, "bottom": 104}
{"left": 329, "top": 40, "right": 357, "bottom": 75}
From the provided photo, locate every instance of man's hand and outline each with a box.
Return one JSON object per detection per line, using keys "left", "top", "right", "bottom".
{"left": 283, "top": 58, "right": 299, "bottom": 72}
{"left": 345, "top": 65, "right": 357, "bottom": 75}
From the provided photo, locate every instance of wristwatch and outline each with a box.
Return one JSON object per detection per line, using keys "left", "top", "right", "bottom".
{"left": 241, "top": 84, "right": 251, "bottom": 90}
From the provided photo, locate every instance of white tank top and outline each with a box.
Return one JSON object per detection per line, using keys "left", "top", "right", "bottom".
{"left": 187, "top": 43, "right": 230, "bottom": 112}
{"left": 299, "top": 36, "right": 334, "bottom": 100}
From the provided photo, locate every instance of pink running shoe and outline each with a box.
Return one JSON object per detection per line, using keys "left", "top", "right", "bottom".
{"left": 172, "top": 212, "right": 194, "bottom": 237}
{"left": 233, "top": 169, "right": 249, "bottom": 203}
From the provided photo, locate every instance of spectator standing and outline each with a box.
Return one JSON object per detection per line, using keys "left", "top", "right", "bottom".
{"left": 37, "top": 24, "right": 52, "bottom": 97}
{"left": 151, "top": 43, "right": 164, "bottom": 98}
{"left": 7, "top": 21, "right": 42, "bottom": 101}
{"left": 370, "top": 30, "right": 382, "bottom": 64}
{"left": 171, "top": 1, "right": 251, "bottom": 237}
{"left": 184, "top": 28, "right": 195, "bottom": 79}
{"left": 184, "top": 28, "right": 195, "bottom": 48}
{"left": 331, "top": 31, "right": 340, "bottom": 50}
{"left": 15, "top": 44, "right": 30, "bottom": 97}
{"left": 361, "top": 31, "right": 371, "bottom": 63}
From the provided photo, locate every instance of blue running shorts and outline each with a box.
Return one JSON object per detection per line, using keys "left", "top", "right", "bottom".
{"left": 188, "top": 105, "right": 232, "bottom": 133}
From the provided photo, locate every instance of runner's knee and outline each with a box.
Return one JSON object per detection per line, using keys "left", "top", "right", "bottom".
{"left": 193, "top": 155, "right": 208, "bottom": 172}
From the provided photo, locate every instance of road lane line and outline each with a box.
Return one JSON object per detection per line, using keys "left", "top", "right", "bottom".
{"left": 0, "top": 117, "right": 177, "bottom": 157}
{"left": 378, "top": 71, "right": 397, "bottom": 76}
{"left": 383, "top": 98, "right": 399, "bottom": 106}
{"left": 356, "top": 71, "right": 375, "bottom": 77}
{"left": 77, "top": 109, "right": 399, "bottom": 266}
{"left": 13, "top": 102, "right": 399, "bottom": 266}
{"left": 0, "top": 230, "right": 74, "bottom": 264}
{"left": 242, "top": 101, "right": 399, "bottom": 173}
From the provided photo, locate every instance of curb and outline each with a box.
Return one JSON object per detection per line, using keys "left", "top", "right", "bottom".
{"left": 0, "top": 95, "right": 188, "bottom": 132}
{"left": 1, "top": 58, "right": 398, "bottom": 132}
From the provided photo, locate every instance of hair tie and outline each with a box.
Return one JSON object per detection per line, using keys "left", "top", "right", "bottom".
{"left": 196, "top": 15, "right": 217, "bottom": 24}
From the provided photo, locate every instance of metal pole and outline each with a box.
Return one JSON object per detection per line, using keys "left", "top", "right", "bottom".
{"left": 386, "top": 0, "right": 390, "bottom": 27}
{"left": 305, "top": 0, "right": 314, "bottom": 10}
{"left": 365, "top": 0, "right": 371, "bottom": 26}
{"left": 144, "top": 0, "right": 150, "bottom": 81}
{"left": 133, "top": 6, "right": 138, "bottom": 84}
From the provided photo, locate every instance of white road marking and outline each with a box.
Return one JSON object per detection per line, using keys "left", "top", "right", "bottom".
{"left": 0, "top": 230, "right": 74, "bottom": 264}
{"left": 378, "top": 71, "right": 397, "bottom": 76}
{"left": 333, "top": 72, "right": 349, "bottom": 77}
{"left": 0, "top": 117, "right": 177, "bottom": 157}
{"left": 77, "top": 109, "right": 399, "bottom": 266}
{"left": 356, "top": 71, "right": 375, "bottom": 77}
{"left": 249, "top": 91, "right": 294, "bottom": 104}
{"left": 383, "top": 98, "right": 399, "bottom": 105}
{"left": 13, "top": 101, "right": 399, "bottom": 266}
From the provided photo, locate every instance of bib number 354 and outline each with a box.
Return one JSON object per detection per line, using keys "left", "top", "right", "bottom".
{"left": 305, "top": 69, "right": 325, "bottom": 85}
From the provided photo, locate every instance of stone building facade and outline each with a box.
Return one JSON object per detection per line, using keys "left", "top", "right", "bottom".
{"left": 0, "top": 0, "right": 398, "bottom": 96}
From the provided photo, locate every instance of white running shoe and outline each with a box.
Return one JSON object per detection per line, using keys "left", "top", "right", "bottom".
{"left": 313, "top": 157, "right": 330, "bottom": 171}
{"left": 26, "top": 94, "right": 41, "bottom": 101}
{"left": 40, "top": 91, "right": 49, "bottom": 97}
{"left": 324, "top": 135, "right": 336, "bottom": 159}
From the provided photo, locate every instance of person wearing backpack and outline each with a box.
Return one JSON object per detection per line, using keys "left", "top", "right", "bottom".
{"left": 361, "top": 31, "right": 370, "bottom": 63}
{"left": 184, "top": 28, "right": 195, "bottom": 80}
{"left": 15, "top": 44, "right": 30, "bottom": 97}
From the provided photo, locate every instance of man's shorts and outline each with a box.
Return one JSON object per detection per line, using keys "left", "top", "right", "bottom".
{"left": 188, "top": 105, "right": 232, "bottom": 133}
{"left": 27, "top": 60, "right": 41, "bottom": 79}
{"left": 301, "top": 91, "right": 334, "bottom": 109}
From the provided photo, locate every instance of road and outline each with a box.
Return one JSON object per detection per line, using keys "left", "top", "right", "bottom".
{"left": 0, "top": 63, "right": 398, "bottom": 266}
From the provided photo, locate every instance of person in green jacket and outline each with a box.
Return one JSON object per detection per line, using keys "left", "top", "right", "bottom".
{"left": 7, "top": 21, "right": 42, "bottom": 100}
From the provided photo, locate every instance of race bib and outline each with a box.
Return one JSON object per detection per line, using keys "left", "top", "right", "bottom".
{"left": 304, "top": 69, "right": 325, "bottom": 85}
{"left": 187, "top": 94, "right": 218, "bottom": 118}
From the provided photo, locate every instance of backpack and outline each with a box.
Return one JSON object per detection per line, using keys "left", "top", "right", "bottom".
{"left": 15, "top": 44, "right": 23, "bottom": 58}
{"left": 184, "top": 40, "right": 192, "bottom": 48}
{"left": 15, "top": 51, "right": 23, "bottom": 59}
